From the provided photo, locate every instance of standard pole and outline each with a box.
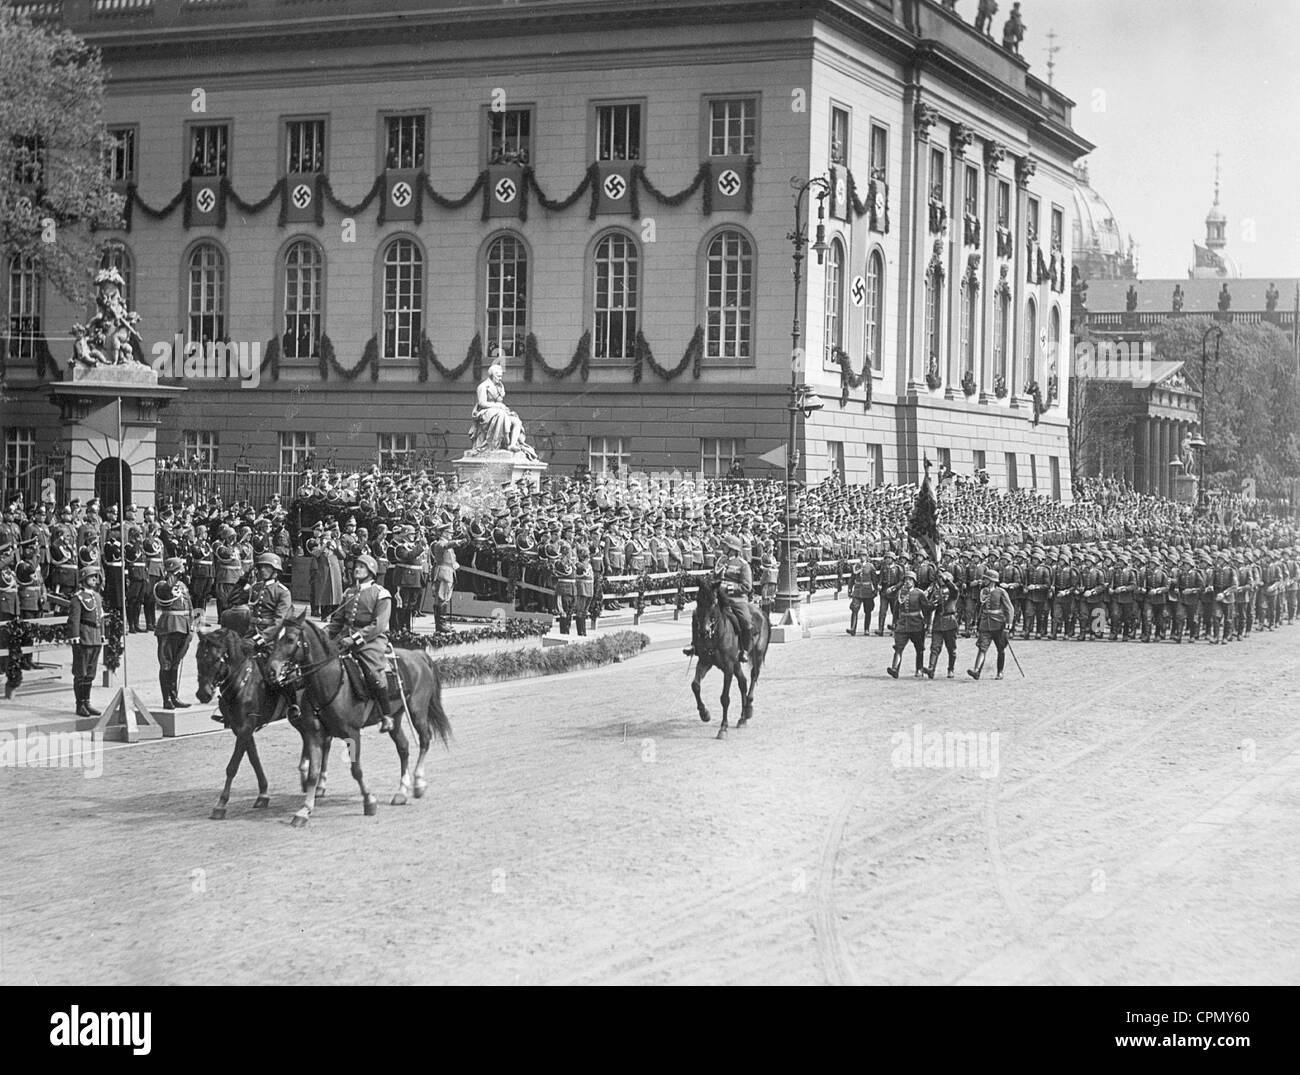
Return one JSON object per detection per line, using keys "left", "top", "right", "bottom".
{"left": 776, "top": 186, "right": 808, "bottom": 616}
{"left": 116, "top": 394, "right": 129, "bottom": 692}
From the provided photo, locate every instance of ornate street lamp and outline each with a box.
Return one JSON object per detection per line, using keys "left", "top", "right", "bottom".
{"left": 774, "top": 175, "right": 830, "bottom": 620}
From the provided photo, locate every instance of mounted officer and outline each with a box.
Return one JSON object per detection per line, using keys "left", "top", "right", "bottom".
{"left": 682, "top": 534, "right": 754, "bottom": 662}
{"left": 327, "top": 552, "right": 399, "bottom": 733}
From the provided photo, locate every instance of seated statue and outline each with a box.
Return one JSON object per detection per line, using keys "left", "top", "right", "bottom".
{"left": 469, "top": 363, "right": 537, "bottom": 459}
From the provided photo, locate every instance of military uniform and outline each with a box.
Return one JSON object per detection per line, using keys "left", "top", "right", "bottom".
{"left": 327, "top": 575, "right": 398, "bottom": 719}
{"left": 925, "top": 571, "right": 962, "bottom": 678}
{"left": 574, "top": 550, "right": 594, "bottom": 636}
{"left": 877, "top": 554, "right": 903, "bottom": 635}
{"left": 553, "top": 548, "right": 577, "bottom": 634}
{"left": 1025, "top": 551, "right": 1052, "bottom": 638}
{"left": 846, "top": 558, "right": 877, "bottom": 636}
{"left": 154, "top": 574, "right": 196, "bottom": 708}
{"left": 888, "top": 576, "right": 933, "bottom": 678}
{"left": 970, "top": 572, "right": 1014, "bottom": 679}
{"left": 67, "top": 572, "right": 104, "bottom": 716}
{"left": 1050, "top": 555, "right": 1079, "bottom": 640}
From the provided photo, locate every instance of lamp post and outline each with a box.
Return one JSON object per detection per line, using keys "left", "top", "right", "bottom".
{"left": 774, "top": 175, "right": 831, "bottom": 620}
{"left": 1195, "top": 324, "right": 1223, "bottom": 512}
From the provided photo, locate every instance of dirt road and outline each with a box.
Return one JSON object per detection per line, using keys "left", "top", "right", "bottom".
{"left": 2, "top": 625, "right": 1297, "bottom": 985}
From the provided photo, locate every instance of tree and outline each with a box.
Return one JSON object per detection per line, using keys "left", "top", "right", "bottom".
{"left": 1067, "top": 325, "right": 1137, "bottom": 483}
{"left": 1146, "top": 317, "right": 1300, "bottom": 497}
{"left": 0, "top": 6, "right": 123, "bottom": 305}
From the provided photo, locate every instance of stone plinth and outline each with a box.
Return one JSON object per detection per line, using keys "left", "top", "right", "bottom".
{"left": 453, "top": 450, "right": 547, "bottom": 491}
{"left": 48, "top": 362, "right": 184, "bottom": 509}
{"left": 1172, "top": 473, "right": 1198, "bottom": 504}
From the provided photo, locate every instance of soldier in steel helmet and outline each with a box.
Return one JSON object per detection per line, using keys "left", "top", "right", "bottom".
{"left": 327, "top": 552, "right": 398, "bottom": 733}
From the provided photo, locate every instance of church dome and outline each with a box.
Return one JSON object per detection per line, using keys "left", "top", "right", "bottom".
{"left": 1071, "top": 162, "right": 1126, "bottom": 259}
{"left": 1205, "top": 203, "right": 1227, "bottom": 224}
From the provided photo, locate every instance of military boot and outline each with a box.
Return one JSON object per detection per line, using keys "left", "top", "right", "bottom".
{"left": 170, "top": 671, "right": 191, "bottom": 708}
{"left": 846, "top": 611, "right": 858, "bottom": 636}
{"left": 966, "top": 651, "right": 986, "bottom": 681}
{"left": 886, "top": 650, "right": 901, "bottom": 679}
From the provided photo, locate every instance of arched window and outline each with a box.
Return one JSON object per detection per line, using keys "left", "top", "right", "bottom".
{"left": 823, "top": 237, "right": 845, "bottom": 362}
{"left": 6, "top": 255, "right": 41, "bottom": 360}
{"left": 98, "top": 241, "right": 134, "bottom": 309}
{"left": 593, "top": 232, "right": 638, "bottom": 360}
{"left": 1048, "top": 304, "right": 1062, "bottom": 392}
{"left": 993, "top": 287, "right": 1009, "bottom": 382}
{"left": 485, "top": 234, "right": 527, "bottom": 359}
{"left": 923, "top": 272, "right": 942, "bottom": 377}
{"left": 283, "top": 239, "right": 323, "bottom": 359}
{"left": 382, "top": 238, "right": 422, "bottom": 359}
{"left": 865, "top": 250, "right": 884, "bottom": 372}
{"left": 704, "top": 229, "right": 753, "bottom": 360}
{"left": 186, "top": 242, "right": 226, "bottom": 343}
{"left": 1022, "top": 296, "right": 1038, "bottom": 391}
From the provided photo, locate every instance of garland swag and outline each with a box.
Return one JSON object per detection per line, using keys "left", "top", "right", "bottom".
{"left": 832, "top": 347, "right": 873, "bottom": 411}
{"left": 631, "top": 325, "right": 704, "bottom": 383}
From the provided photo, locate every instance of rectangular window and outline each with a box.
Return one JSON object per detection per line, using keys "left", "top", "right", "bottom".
{"left": 1005, "top": 452, "right": 1018, "bottom": 491}
{"left": 1050, "top": 456, "right": 1061, "bottom": 501}
{"left": 488, "top": 108, "right": 532, "bottom": 165}
{"left": 189, "top": 124, "right": 228, "bottom": 177}
{"left": 10, "top": 135, "right": 43, "bottom": 186}
{"left": 182, "top": 431, "right": 219, "bottom": 468}
{"left": 377, "top": 433, "right": 416, "bottom": 469}
{"left": 6, "top": 255, "right": 42, "bottom": 360}
{"left": 589, "top": 436, "right": 629, "bottom": 476}
{"left": 826, "top": 440, "right": 845, "bottom": 482}
{"left": 701, "top": 437, "right": 745, "bottom": 478}
{"left": 997, "top": 179, "right": 1011, "bottom": 228}
{"left": 596, "top": 104, "right": 641, "bottom": 161}
{"left": 964, "top": 164, "right": 978, "bottom": 217}
{"left": 930, "top": 147, "right": 945, "bottom": 202}
{"left": 864, "top": 443, "right": 884, "bottom": 487}
{"left": 973, "top": 448, "right": 986, "bottom": 477}
{"left": 869, "top": 122, "right": 888, "bottom": 180}
{"left": 1051, "top": 205, "right": 1064, "bottom": 248}
{"left": 385, "top": 114, "right": 425, "bottom": 170}
{"left": 1027, "top": 195, "right": 1040, "bottom": 242}
{"left": 709, "top": 98, "right": 757, "bottom": 157}
{"left": 4, "top": 428, "right": 36, "bottom": 485}
{"left": 286, "top": 119, "right": 325, "bottom": 174}
{"left": 107, "top": 126, "right": 136, "bottom": 184}
{"left": 279, "top": 432, "right": 315, "bottom": 475}
{"left": 830, "top": 106, "right": 849, "bottom": 166}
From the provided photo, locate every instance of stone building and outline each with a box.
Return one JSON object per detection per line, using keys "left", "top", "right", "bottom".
{"left": 4, "top": 0, "right": 1090, "bottom": 506}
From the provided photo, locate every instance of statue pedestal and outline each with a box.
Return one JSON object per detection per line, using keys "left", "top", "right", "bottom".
{"left": 48, "top": 363, "right": 184, "bottom": 509}
{"left": 452, "top": 450, "right": 547, "bottom": 491}
{"left": 1172, "top": 473, "right": 1198, "bottom": 504}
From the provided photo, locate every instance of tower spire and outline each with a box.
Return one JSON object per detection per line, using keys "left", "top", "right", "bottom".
{"left": 1213, "top": 149, "right": 1221, "bottom": 206}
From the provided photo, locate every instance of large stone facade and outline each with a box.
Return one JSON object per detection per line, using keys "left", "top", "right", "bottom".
{"left": 3, "top": 0, "right": 1089, "bottom": 499}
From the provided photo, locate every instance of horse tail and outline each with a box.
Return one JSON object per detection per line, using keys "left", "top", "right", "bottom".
{"left": 750, "top": 608, "right": 771, "bottom": 671}
{"left": 421, "top": 649, "right": 453, "bottom": 748}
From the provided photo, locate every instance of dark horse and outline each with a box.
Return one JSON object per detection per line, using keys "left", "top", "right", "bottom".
{"left": 265, "top": 611, "right": 451, "bottom": 828}
{"left": 690, "top": 578, "right": 771, "bottom": 739}
{"left": 195, "top": 626, "right": 326, "bottom": 820}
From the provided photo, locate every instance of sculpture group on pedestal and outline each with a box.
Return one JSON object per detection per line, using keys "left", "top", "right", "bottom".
{"left": 71, "top": 268, "right": 144, "bottom": 368}
{"left": 468, "top": 362, "right": 539, "bottom": 460}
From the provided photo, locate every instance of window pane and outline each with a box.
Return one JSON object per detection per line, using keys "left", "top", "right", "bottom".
{"left": 383, "top": 239, "right": 422, "bottom": 359}
{"left": 704, "top": 231, "right": 753, "bottom": 360}
{"left": 486, "top": 235, "right": 527, "bottom": 358}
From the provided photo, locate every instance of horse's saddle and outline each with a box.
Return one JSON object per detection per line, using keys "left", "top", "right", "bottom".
{"left": 340, "top": 653, "right": 368, "bottom": 697}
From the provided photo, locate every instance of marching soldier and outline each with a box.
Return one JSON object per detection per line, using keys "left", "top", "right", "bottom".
{"left": 1108, "top": 551, "right": 1139, "bottom": 641}
{"left": 1000, "top": 549, "right": 1027, "bottom": 637}
{"left": 923, "top": 567, "right": 962, "bottom": 679}
{"left": 962, "top": 550, "right": 984, "bottom": 637}
{"left": 1025, "top": 547, "right": 1052, "bottom": 639}
{"left": 1140, "top": 550, "right": 1171, "bottom": 642}
{"left": 887, "top": 570, "right": 933, "bottom": 679}
{"left": 968, "top": 568, "right": 1014, "bottom": 680}
{"left": 876, "top": 549, "right": 903, "bottom": 635}
{"left": 154, "top": 558, "right": 197, "bottom": 709}
{"left": 67, "top": 565, "right": 105, "bottom": 717}
{"left": 326, "top": 553, "right": 398, "bottom": 734}
{"left": 1210, "top": 551, "right": 1237, "bottom": 644}
{"left": 1172, "top": 553, "right": 1204, "bottom": 643}
{"left": 845, "top": 553, "right": 877, "bottom": 637}
{"left": 1050, "top": 549, "right": 1079, "bottom": 640}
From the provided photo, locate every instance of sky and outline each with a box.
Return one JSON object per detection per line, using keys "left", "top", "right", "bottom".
{"left": 1021, "top": 0, "right": 1300, "bottom": 279}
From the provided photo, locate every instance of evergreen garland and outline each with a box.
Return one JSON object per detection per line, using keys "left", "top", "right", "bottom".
{"left": 429, "top": 630, "right": 649, "bottom": 688}
{"left": 225, "top": 176, "right": 285, "bottom": 219}
{"left": 524, "top": 330, "right": 591, "bottom": 382}
{"left": 123, "top": 182, "right": 187, "bottom": 231}
{"left": 419, "top": 332, "right": 484, "bottom": 382}
{"left": 526, "top": 163, "right": 597, "bottom": 213}
{"left": 832, "top": 347, "right": 872, "bottom": 411}
{"left": 103, "top": 609, "right": 124, "bottom": 673}
{"left": 634, "top": 161, "right": 711, "bottom": 212}
{"left": 631, "top": 325, "right": 704, "bottom": 383}
{"left": 319, "top": 334, "right": 379, "bottom": 381}
{"left": 320, "top": 173, "right": 386, "bottom": 217}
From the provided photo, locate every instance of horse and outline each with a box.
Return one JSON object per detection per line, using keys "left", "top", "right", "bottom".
{"left": 689, "top": 578, "right": 771, "bottom": 739}
{"left": 195, "top": 626, "right": 331, "bottom": 821}
{"left": 264, "top": 611, "right": 451, "bottom": 828}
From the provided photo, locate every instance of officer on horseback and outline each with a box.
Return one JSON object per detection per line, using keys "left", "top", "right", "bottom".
{"left": 682, "top": 534, "right": 755, "bottom": 663}
{"left": 247, "top": 552, "right": 294, "bottom": 641}
{"left": 327, "top": 552, "right": 398, "bottom": 733}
